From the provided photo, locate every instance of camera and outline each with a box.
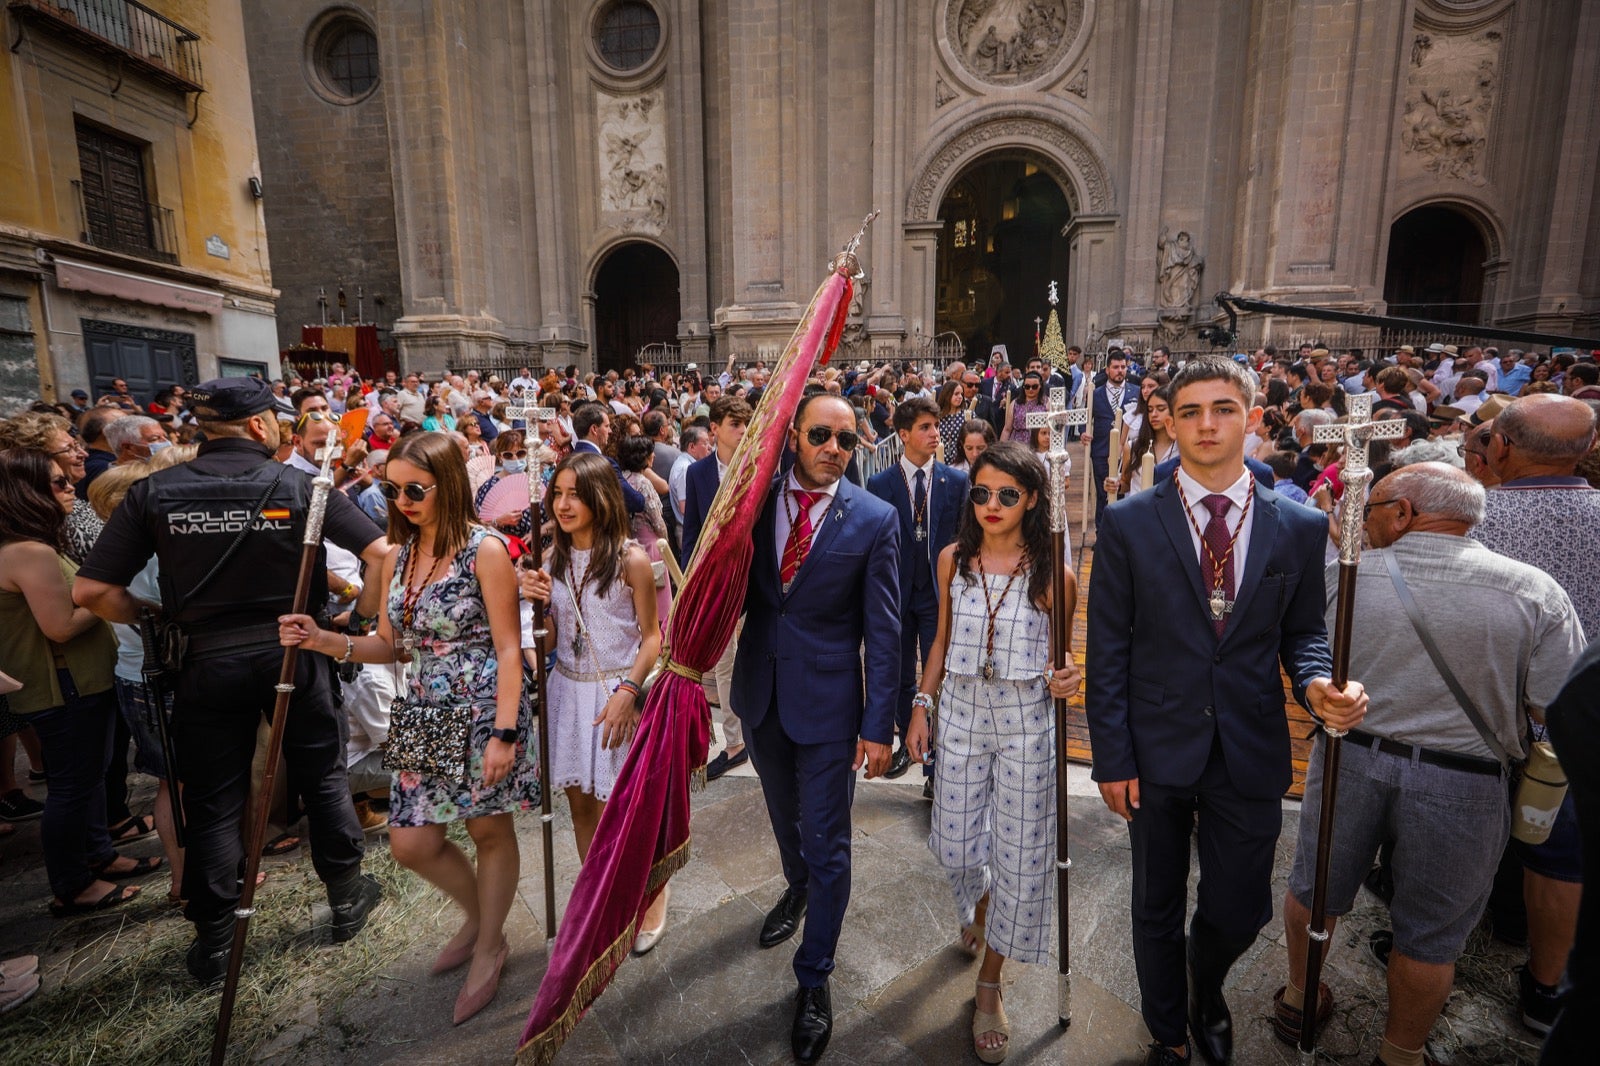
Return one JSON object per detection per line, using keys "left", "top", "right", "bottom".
{"left": 1197, "top": 326, "right": 1235, "bottom": 348}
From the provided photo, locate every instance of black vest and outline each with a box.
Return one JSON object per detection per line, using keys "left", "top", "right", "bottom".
{"left": 144, "top": 459, "right": 321, "bottom": 628}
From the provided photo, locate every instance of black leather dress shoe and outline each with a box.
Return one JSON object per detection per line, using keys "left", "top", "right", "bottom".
{"left": 1142, "top": 1041, "right": 1190, "bottom": 1066}
{"left": 1187, "top": 975, "right": 1232, "bottom": 1065}
{"left": 759, "top": 886, "right": 808, "bottom": 949}
{"left": 792, "top": 982, "right": 832, "bottom": 1062}
{"left": 883, "top": 744, "right": 911, "bottom": 780}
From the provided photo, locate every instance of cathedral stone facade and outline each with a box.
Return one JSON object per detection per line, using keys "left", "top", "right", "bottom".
{"left": 244, "top": 0, "right": 1600, "bottom": 375}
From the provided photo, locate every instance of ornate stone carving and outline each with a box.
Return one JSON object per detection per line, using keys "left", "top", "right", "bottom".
{"left": 935, "top": 77, "right": 958, "bottom": 108}
{"left": 1156, "top": 226, "right": 1203, "bottom": 337}
{"left": 1063, "top": 67, "right": 1087, "bottom": 97}
{"left": 946, "top": 0, "right": 1085, "bottom": 86}
{"left": 905, "top": 112, "right": 1114, "bottom": 220}
{"left": 1400, "top": 26, "right": 1502, "bottom": 186}
{"left": 597, "top": 89, "right": 668, "bottom": 229}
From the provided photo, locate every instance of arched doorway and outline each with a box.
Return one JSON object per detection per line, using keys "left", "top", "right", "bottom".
{"left": 1383, "top": 205, "right": 1487, "bottom": 323}
{"left": 593, "top": 242, "right": 680, "bottom": 372}
{"left": 935, "top": 156, "right": 1072, "bottom": 365}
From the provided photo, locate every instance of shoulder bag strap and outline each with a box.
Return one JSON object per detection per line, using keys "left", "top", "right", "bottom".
{"left": 1382, "top": 549, "right": 1512, "bottom": 767}
{"left": 170, "top": 466, "right": 289, "bottom": 618}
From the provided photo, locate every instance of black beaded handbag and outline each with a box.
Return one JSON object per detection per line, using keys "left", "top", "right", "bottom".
{"left": 381, "top": 695, "right": 476, "bottom": 781}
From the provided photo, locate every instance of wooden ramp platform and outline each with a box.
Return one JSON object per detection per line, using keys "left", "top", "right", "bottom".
{"left": 1059, "top": 477, "right": 1314, "bottom": 799}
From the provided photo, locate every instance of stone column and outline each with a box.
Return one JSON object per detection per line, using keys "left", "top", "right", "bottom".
{"left": 1116, "top": 0, "right": 1173, "bottom": 337}
{"left": 900, "top": 221, "right": 943, "bottom": 348}
{"left": 1066, "top": 215, "right": 1119, "bottom": 349}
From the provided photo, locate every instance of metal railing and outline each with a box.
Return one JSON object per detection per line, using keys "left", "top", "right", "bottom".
{"left": 72, "top": 179, "right": 179, "bottom": 263}
{"left": 9, "top": 0, "right": 203, "bottom": 92}
{"left": 853, "top": 430, "right": 902, "bottom": 485}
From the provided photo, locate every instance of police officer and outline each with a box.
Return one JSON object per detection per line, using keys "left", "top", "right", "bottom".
{"left": 74, "top": 377, "right": 391, "bottom": 983}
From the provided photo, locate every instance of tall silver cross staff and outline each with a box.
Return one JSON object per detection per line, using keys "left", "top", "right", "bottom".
{"left": 507, "top": 402, "right": 560, "bottom": 945}
{"left": 1027, "top": 386, "right": 1088, "bottom": 1028}
{"left": 1298, "top": 393, "right": 1403, "bottom": 1061}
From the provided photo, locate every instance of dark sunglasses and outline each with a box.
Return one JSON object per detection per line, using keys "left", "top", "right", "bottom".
{"left": 499, "top": 449, "right": 528, "bottom": 460}
{"left": 804, "top": 425, "right": 859, "bottom": 451}
{"left": 49, "top": 475, "right": 71, "bottom": 491}
{"left": 294, "top": 410, "right": 333, "bottom": 430}
{"left": 1023, "top": 382, "right": 1041, "bottom": 389}
{"left": 378, "top": 481, "right": 439, "bottom": 503}
{"left": 969, "top": 485, "right": 1023, "bottom": 507}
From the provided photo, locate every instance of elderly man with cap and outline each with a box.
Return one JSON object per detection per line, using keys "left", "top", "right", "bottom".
{"left": 66, "top": 387, "right": 91, "bottom": 418}
{"left": 72, "top": 377, "right": 391, "bottom": 985}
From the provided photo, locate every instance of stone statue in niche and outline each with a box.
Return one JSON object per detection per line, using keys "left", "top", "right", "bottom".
{"left": 1400, "top": 28, "right": 1501, "bottom": 186}
{"left": 948, "top": 0, "right": 1082, "bottom": 84}
{"left": 1157, "top": 226, "right": 1204, "bottom": 324}
{"left": 598, "top": 90, "right": 668, "bottom": 229}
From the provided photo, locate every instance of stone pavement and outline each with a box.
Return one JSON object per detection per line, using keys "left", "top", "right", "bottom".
{"left": 256, "top": 753, "right": 1538, "bottom": 1066}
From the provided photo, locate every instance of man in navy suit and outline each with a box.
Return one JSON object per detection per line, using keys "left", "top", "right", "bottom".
{"left": 1082, "top": 351, "right": 1135, "bottom": 525}
{"left": 867, "top": 396, "right": 968, "bottom": 785}
{"left": 1086, "top": 357, "right": 1368, "bottom": 1066}
{"left": 681, "top": 395, "right": 754, "bottom": 779}
{"left": 569, "top": 402, "right": 647, "bottom": 515}
{"left": 733, "top": 393, "right": 901, "bottom": 1063}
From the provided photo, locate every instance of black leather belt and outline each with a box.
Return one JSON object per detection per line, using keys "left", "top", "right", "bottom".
{"left": 1345, "top": 727, "right": 1504, "bottom": 778}
{"left": 184, "top": 623, "right": 286, "bottom": 661}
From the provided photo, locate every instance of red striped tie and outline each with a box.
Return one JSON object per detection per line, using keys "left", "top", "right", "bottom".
{"left": 780, "top": 489, "right": 825, "bottom": 586}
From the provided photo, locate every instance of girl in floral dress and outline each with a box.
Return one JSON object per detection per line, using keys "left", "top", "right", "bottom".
{"left": 518, "top": 452, "right": 668, "bottom": 955}
{"left": 278, "top": 430, "right": 537, "bottom": 1026}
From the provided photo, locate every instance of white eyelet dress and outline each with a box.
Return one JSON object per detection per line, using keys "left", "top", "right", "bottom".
{"left": 929, "top": 566, "right": 1056, "bottom": 964}
{"left": 545, "top": 547, "right": 642, "bottom": 802}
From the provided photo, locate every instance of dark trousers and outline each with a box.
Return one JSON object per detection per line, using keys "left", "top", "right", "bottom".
{"left": 1092, "top": 448, "right": 1111, "bottom": 524}
{"left": 1128, "top": 738, "right": 1281, "bottom": 1046}
{"left": 1543, "top": 664, "right": 1600, "bottom": 1065}
{"left": 103, "top": 708, "right": 134, "bottom": 827}
{"left": 30, "top": 670, "right": 118, "bottom": 901}
{"left": 895, "top": 581, "right": 938, "bottom": 741}
{"left": 744, "top": 705, "right": 857, "bottom": 988}
{"left": 172, "top": 646, "right": 363, "bottom": 923}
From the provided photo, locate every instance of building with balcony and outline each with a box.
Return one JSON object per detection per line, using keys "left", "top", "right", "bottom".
{"left": 0, "top": 0, "right": 279, "bottom": 414}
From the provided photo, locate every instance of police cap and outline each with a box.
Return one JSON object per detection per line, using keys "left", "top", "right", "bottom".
{"left": 185, "top": 377, "right": 276, "bottom": 422}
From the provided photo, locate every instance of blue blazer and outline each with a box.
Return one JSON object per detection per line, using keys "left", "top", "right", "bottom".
{"left": 1085, "top": 476, "right": 1332, "bottom": 799}
{"left": 733, "top": 476, "right": 902, "bottom": 746}
{"left": 679, "top": 451, "right": 721, "bottom": 564}
{"left": 1088, "top": 383, "right": 1133, "bottom": 459}
{"left": 865, "top": 460, "right": 968, "bottom": 603}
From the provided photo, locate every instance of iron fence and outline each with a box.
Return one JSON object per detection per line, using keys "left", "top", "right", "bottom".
{"left": 11, "top": 0, "right": 204, "bottom": 91}
{"left": 72, "top": 179, "right": 178, "bottom": 264}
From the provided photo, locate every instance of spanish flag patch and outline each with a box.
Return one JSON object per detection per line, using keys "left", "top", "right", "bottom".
{"left": 261, "top": 509, "right": 291, "bottom": 520}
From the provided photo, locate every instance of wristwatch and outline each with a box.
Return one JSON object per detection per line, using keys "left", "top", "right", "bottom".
{"left": 488, "top": 727, "right": 519, "bottom": 744}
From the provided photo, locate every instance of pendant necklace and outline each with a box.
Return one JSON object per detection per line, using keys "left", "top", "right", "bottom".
{"left": 568, "top": 550, "right": 595, "bottom": 658}
{"left": 399, "top": 539, "right": 448, "bottom": 656}
{"left": 1173, "top": 475, "right": 1252, "bottom": 621}
{"left": 976, "top": 550, "right": 1026, "bottom": 681}
{"left": 899, "top": 463, "right": 929, "bottom": 542}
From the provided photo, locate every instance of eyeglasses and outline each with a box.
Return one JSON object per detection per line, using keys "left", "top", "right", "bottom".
{"left": 1363, "top": 498, "right": 1404, "bottom": 520}
{"left": 1023, "top": 382, "right": 1041, "bottom": 389}
{"left": 969, "top": 485, "right": 1023, "bottom": 507}
{"left": 51, "top": 441, "right": 88, "bottom": 457}
{"left": 49, "top": 475, "right": 71, "bottom": 491}
{"left": 294, "top": 410, "right": 333, "bottom": 430}
{"left": 378, "top": 481, "right": 439, "bottom": 503}
{"left": 498, "top": 449, "right": 528, "bottom": 460}
{"left": 804, "top": 425, "right": 859, "bottom": 451}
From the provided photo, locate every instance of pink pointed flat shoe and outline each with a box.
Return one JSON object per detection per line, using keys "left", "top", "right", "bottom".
{"left": 452, "top": 940, "right": 508, "bottom": 1025}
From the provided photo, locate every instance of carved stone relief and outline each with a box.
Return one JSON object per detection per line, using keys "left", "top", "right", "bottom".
{"left": 946, "top": 0, "right": 1085, "bottom": 86}
{"left": 597, "top": 89, "right": 668, "bottom": 230}
{"left": 1400, "top": 25, "right": 1503, "bottom": 186}
{"left": 935, "top": 77, "right": 958, "bottom": 108}
{"left": 1062, "top": 67, "right": 1087, "bottom": 98}
{"left": 905, "top": 113, "right": 1115, "bottom": 221}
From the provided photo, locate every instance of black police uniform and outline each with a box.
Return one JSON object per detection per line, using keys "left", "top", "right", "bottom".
{"left": 78, "top": 434, "right": 384, "bottom": 927}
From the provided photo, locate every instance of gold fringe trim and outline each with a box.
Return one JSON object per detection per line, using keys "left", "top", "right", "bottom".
{"left": 646, "top": 836, "right": 691, "bottom": 896}
{"left": 689, "top": 765, "right": 707, "bottom": 793}
{"left": 662, "top": 658, "right": 704, "bottom": 684}
{"left": 515, "top": 921, "right": 637, "bottom": 1066}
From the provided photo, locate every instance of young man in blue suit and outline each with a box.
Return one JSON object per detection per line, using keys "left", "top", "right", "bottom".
{"left": 733, "top": 393, "right": 901, "bottom": 1063}
{"left": 1081, "top": 350, "right": 1135, "bottom": 526}
{"left": 1086, "top": 357, "right": 1368, "bottom": 1066}
{"left": 681, "top": 396, "right": 754, "bottom": 779}
{"left": 866, "top": 396, "right": 968, "bottom": 788}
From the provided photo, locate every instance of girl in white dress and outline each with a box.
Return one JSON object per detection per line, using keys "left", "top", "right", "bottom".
{"left": 518, "top": 452, "right": 669, "bottom": 953}
{"left": 906, "top": 441, "right": 1080, "bottom": 1064}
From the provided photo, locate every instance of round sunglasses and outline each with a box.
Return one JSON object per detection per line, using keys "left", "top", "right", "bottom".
{"left": 969, "top": 485, "right": 1023, "bottom": 507}
{"left": 378, "top": 481, "right": 439, "bottom": 503}
{"left": 804, "top": 425, "right": 859, "bottom": 451}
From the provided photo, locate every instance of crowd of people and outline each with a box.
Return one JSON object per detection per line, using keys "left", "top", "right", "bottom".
{"left": 0, "top": 336, "right": 1596, "bottom": 1066}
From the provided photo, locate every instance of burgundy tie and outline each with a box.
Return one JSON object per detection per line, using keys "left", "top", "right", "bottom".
{"left": 1201, "top": 494, "right": 1235, "bottom": 636}
{"left": 781, "top": 489, "right": 825, "bottom": 586}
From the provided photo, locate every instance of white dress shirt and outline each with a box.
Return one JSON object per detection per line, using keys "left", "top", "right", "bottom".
{"left": 1175, "top": 464, "right": 1256, "bottom": 590}
{"left": 773, "top": 471, "right": 840, "bottom": 575}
